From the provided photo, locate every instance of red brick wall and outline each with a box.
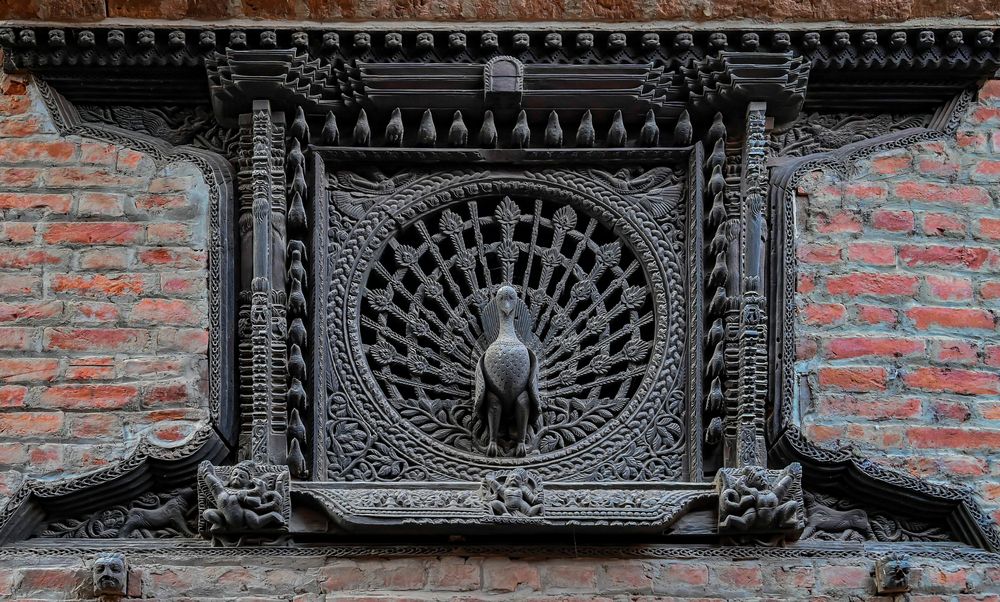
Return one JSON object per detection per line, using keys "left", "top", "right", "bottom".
{"left": 0, "top": 75, "right": 210, "bottom": 505}
{"left": 797, "top": 80, "right": 1000, "bottom": 524}
{"left": 0, "top": 554, "right": 997, "bottom": 599}
{"left": 3, "top": 0, "right": 998, "bottom": 23}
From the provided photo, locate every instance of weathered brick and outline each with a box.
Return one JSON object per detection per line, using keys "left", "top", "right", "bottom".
{"left": 872, "top": 209, "right": 914, "bottom": 232}
{"left": 925, "top": 274, "right": 973, "bottom": 301}
{"left": 826, "top": 273, "right": 919, "bottom": 297}
{"left": 0, "top": 357, "right": 59, "bottom": 383}
{"left": 129, "top": 298, "right": 202, "bottom": 326}
{"left": 77, "top": 192, "right": 125, "bottom": 216}
{"left": 824, "top": 336, "right": 923, "bottom": 359}
{"left": 0, "top": 412, "right": 63, "bottom": 437}
{"left": 44, "top": 327, "right": 150, "bottom": 352}
{"left": 37, "top": 384, "right": 138, "bottom": 410}
{"left": 50, "top": 273, "right": 147, "bottom": 297}
{"left": 43, "top": 222, "right": 143, "bottom": 245}
{"left": 818, "top": 366, "right": 887, "bottom": 392}
{"left": 922, "top": 213, "right": 966, "bottom": 237}
{"left": 847, "top": 242, "right": 895, "bottom": 265}
{"left": 907, "top": 306, "right": 995, "bottom": 330}
{"left": 900, "top": 244, "right": 990, "bottom": 269}
{"left": 801, "top": 303, "right": 846, "bottom": 326}
{"left": 0, "top": 192, "right": 71, "bottom": 213}
{"left": 893, "top": 181, "right": 991, "bottom": 205}
{"left": 137, "top": 247, "right": 206, "bottom": 269}
{"left": 904, "top": 367, "right": 1000, "bottom": 395}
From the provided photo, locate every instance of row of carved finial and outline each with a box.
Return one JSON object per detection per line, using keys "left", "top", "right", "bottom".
{"left": 284, "top": 107, "right": 311, "bottom": 479}
{"left": 701, "top": 113, "right": 729, "bottom": 472}
{"left": 314, "top": 108, "right": 693, "bottom": 149}
{"left": 3, "top": 27, "right": 996, "bottom": 58}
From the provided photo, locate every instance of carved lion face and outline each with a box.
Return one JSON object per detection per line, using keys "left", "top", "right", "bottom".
{"left": 576, "top": 33, "right": 594, "bottom": 50}
{"left": 18, "top": 29, "right": 36, "bottom": 47}
{"left": 672, "top": 33, "right": 691, "bottom": 50}
{"left": 104, "top": 29, "right": 122, "bottom": 49}
{"left": 803, "top": 32, "right": 820, "bottom": 48}
{"left": 322, "top": 32, "right": 340, "bottom": 50}
{"left": 260, "top": 31, "right": 277, "bottom": 48}
{"left": 138, "top": 29, "right": 155, "bottom": 48}
{"left": 833, "top": 31, "right": 850, "bottom": 48}
{"left": 513, "top": 33, "right": 530, "bottom": 51}
{"left": 861, "top": 31, "right": 878, "bottom": 48}
{"left": 918, "top": 30, "right": 935, "bottom": 48}
{"left": 481, "top": 32, "right": 499, "bottom": 50}
{"left": 449, "top": 32, "right": 466, "bottom": 50}
{"left": 48, "top": 29, "right": 65, "bottom": 47}
{"left": 168, "top": 30, "right": 185, "bottom": 49}
{"left": 641, "top": 33, "right": 660, "bottom": 50}
{"left": 545, "top": 32, "right": 562, "bottom": 50}
{"left": 772, "top": 32, "right": 790, "bottom": 50}
{"left": 199, "top": 30, "right": 215, "bottom": 49}
{"left": 354, "top": 32, "right": 371, "bottom": 50}
{"left": 607, "top": 32, "right": 627, "bottom": 49}
{"left": 384, "top": 32, "right": 402, "bottom": 50}
{"left": 229, "top": 31, "right": 247, "bottom": 48}
{"left": 709, "top": 32, "right": 728, "bottom": 49}
{"left": 741, "top": 32, "right": 759, "bottom": 51}
{"left": 891, "top": 31, "right": 907, "bottom": 48}
{"left": 292, "top": 31, "right": 309, "bottom": 47}
{"left": 93, "top": 553, "right": 127, "bottom": 597}
{"left": 977, "top": 30, "right": 994, "bottom": 48}
{"left": 416, "top": 32, "right": 434, "bottom": 50}
{"left": 947, "top": 30, "right": 964, "bottom": 48}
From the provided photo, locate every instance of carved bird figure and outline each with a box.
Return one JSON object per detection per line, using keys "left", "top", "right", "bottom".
{"left": 384, "top": 108, "right": 404, "bottom": 146}
{"left": 639, "top": 109, "right": 660, "bottom": 147}
{"left": 544, "top": 111, "right": 563, "bottom": 147}
{"left": 575, "top": 110, "right": 595, "bottom": 147}
{"left": 607, "top": 110, "right": 627, "bottom": 147}
{"left": 511, "top": 110, "right": 531, "bottom": 149}
{"left": 448, "top": 111, "right": 468, "bottom": 147}
{"left": 473, "top": 285, "right": 541, "bottom": 457}
{"left": 478, "top": 110, "right": 498, "bottom": 148}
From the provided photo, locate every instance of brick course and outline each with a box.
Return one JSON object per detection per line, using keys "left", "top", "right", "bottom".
{"left": 797, "top": 81, "right": 1000, "bottom": 524}
{"left": 0, "top": 75, "right": 209, "bottom": 503}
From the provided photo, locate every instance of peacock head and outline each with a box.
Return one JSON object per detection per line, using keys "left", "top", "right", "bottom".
{"left": 496, "top": 286, "right": 517, "bottom": 317}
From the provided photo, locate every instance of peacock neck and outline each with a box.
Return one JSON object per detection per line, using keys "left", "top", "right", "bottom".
{"left": 498, "top": 313, "right": 517, "bottom": 339}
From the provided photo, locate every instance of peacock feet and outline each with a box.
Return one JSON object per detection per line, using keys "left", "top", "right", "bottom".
{"left": 514, "top": 443, "right": 528, "bottom": 457}
{"left": 486, "top": 442, "right": 499, "bottom": 457}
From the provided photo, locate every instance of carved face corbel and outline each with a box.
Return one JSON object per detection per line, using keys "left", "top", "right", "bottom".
{"left": 833, "top": 31, "right": 850, "bottom": 49}
{"left": 259, "top": 31, "right": 277, "bottom": 48}
{"left": 545, "top": 32, "right": 562, "bottom": 51}
{"left": 672, "top": 33, "right": 692, "bottom": 51}
{"left": 607, "top": 32, "right": 627, "bottom": 49}
{"left": 353, "top": 32, "right": 371, "bottom": 50}
{"left": 802, "top": 32, "right": 820, "bottom": 49}
{"left": 291, "top": 31, "right": 309, "bottom": 48}
{"left": 48, "top": 29, "right": 65, "bottom": 47}
{"left": 92, "top": 552, "right": 127, "bottom": 598}
{"left": 918, "top": 30, "right": 935, "bottom": 49}
{"left": 229, "top": 31, "right": 247, "bottom": 49}
{"left": 641, "top": 33, "right": 660, "bottom": 50}
{"left": 513, "top": 33, "right": 530, "bottom": 51}
{"left": 947, "top": 30, "right": 964, "bottom": 48}
{"left": 772, "top": 32, "right": 791, "bottom": 51}
{"left": 741, "top": 32, "right": 759, "bottom": 51}
{"left": 977, "top": 30, "right": 994, "bottom": 48}
{"left": 449, "top": 32, "right": 467, "bottom": 51}
{"left": 384, "top": 32, "right": 402, "bottom": 51}
{"left": 575, "top": 33, "right": 594, "bottom": 51}
{"left": 481, "top": 32, "right": 499, "bottom": 51}
{"left": 322, "top": 31, "right": 339, "bottom": 50}
{"left": 198, "top": 30, "right": 215, "bottom": 50}
{"left": 168, "top": 30, "right": 185, "bottom": 50}
{"left": 861, "top": 31, "right": 878, "bottom": 49}
{"left": 709, "top": 32, "right": 728, "bottom": 50}
{"left": 18, "top": 29, "right": 36, "bottom": 47}
{"left": 416, "top": 32, "right": 434, "bottom": 50}
{"left": 137, "top": 29, "right": 155, "bottom": 49}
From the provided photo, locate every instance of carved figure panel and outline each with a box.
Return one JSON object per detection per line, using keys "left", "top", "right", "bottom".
{"left": 323, "top": 167, "right": 689, "bottom": 483}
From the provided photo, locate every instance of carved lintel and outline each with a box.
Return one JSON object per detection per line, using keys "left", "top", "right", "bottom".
{"left": 715, "top": 463, "right": 804, "bottom": 545}
{"left": 197, "top": 461, "right": 290, "bottom": 546}
{"left": 686, "top": 52, "right": 810, "bottom": 125}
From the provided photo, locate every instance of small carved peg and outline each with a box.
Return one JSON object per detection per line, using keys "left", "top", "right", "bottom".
{"left": 321, "top": 111, "right": 340, "bottom": 145}
{"left": 288, "top": 279, "right": 307, "bottom": 318}
{"left": 291, "top": 165, "right": 307, "bottom": 200}
{"left": 385, "top": 107, "right": 404, "bottom": 146}
{"left": 286, "top": 138, "right": 305, "bottom": 174}
{"left": 288, "top": 250, "right": 308, "bottom": 288}
{"left": 708, "top": 286, "right": 727, "bottom": 316}
{"left": 707, "top": 192, "right": 727, "bottom": 228}
{"left": 287, "top": 378, "right": 306, "bottom": 409}
{"left": 575, "top": 110, "right": 596, "bottom": 147}
{"left": 288, "top": 106, "right": 310, "bottom": 144}
{"left": 709, "top": 251, "right": 729, "bottom": 289}
{"left": 705, "top": 318, "right": 724, "bottom": 347}
{"left": 417, "top": 109, "right": 437, "bottom": 147}
{"left": 639, "top": 110, "right": 661, "bottom": 147}
{"left": 287, "top": 191, "right": 307, "bottom": 233}
{"left": 448, "top": 111, "right": 468, "bottom": 147}
{"left": 478, "top": 110, "right": 498, "bottom": 148}
{"left": 706, "top": 377, "right": 724, "bottom": 413}
{"left": 706, "top": 341, "right": 724, "bottom": 379}
{"left": 288, "top": 318, "right": 307, "bottom": 349}
{"left": 544, "top": 111, "right": 563, "bottom": 148}
{"left": 288, "top": 408, "right": 307, "bottom": 445}
{"left": 607, "top": 110, "right": 627, "bottom": 147}
{"left": 874, "top": 553, "right": 911, "bottom": 594}
{"left": 288, "top": 344, "right": 307, "bottom": 381}
{"left": 353, "top": 109, "right": 371, "bottom": 146}
{"left": 93, "top": 552, "right": 127, "bottom": 598}
{"left": 708, "top": 165, "right": 725, "bottom": 197}
{"left": 671, "top": 110, "right": 690, "bottom": 146}
{"left": 511, "top": 110, "right": 531, "bottom": 149}
{"left": 708, "top": 138, "right": 726, "bottom": 171}
{"left": 287, "top": 437, "right": 307, "bottom": 477}
{"left": 707, "top": 112, "right": 726, "bottom": 146}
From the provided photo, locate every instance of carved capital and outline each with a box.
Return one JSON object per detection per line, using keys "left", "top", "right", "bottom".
{"left": 715, "top": 462, "right": 805, "bottom": 544}
{"left": 197, "top": 461, "right": 290, "bottom": 546}
{"left": 686, "top": 52, "right": 810, "bottom": 124}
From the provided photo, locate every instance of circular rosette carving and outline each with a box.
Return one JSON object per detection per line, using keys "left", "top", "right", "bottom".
{"left": 360, "top": 195, "right": 655, "bottom": 457}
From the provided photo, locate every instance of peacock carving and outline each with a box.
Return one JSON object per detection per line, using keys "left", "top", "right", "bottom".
{"left": 473, "top": 285, "right": 542, "bottom": 457}
{"left": 360, "top": 194, "right": 655, "bottom": 457}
